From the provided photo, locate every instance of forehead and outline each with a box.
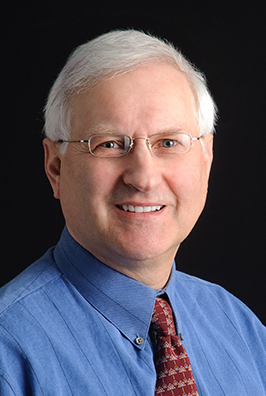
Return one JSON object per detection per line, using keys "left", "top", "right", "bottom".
{"left": 68, "top": 63, "right": 198, "bottom": 136}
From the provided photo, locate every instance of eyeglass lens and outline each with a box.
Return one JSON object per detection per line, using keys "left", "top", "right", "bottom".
{"left": 89, "top": 132, "right": 192, "bottom": 157}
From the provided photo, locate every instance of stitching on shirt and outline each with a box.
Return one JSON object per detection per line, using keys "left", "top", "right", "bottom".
{"left": 191, "top": 327, "right": 226, "bottom": 395}
{"left": 0, "top": 323, "right": 45, "bottom": 396}
{"left": 41, "top": 288, "right": 109, "bottom": 396}
{"left": 97, "top": 313, "right": 140, "bottom": 395}
{"left": 17, "top": 302, "right": 75, "bottom": 396}
{"left": 0, "top": 370, "right": 17, "bottom": 395}
{"left": 43, "top": 285, "right": 153, "bottom": 394}
{"left": 0, "top": 262, "right": 56, "bottom": 316}
{"left": 177, "top": 277, "right": 251, "bottom": 390}
{"left": 101, "top": 310, "right": 155, "bottom": 372}
{"left": 180, "top": 275, "right": 251, "bottom": 350}
{"left": 204, "top": 286, "right": 259, "bottom": 385}
{"left": 58, "top": 243, "right": 148, "bottom": 325}
{"left": 194, "top": 319, "right": 247, "bottom": 395}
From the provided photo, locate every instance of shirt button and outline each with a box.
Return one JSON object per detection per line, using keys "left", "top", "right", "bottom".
{"left": 135, "top": 336, "right": 144, "bottom": 345}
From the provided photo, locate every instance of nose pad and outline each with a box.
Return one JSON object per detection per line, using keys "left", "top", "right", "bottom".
{"left": 146, "top": 138, "right": 152, "bottom": 151}
{"left": 130, "top": 137, "right": 152, "bottom": 154}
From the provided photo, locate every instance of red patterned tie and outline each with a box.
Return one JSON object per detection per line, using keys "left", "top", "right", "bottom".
{"left": 151, "top": 297, "right": 199, "bottom": 395}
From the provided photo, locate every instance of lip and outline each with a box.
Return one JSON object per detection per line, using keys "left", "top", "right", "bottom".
{"left": 116, "top": 204, "right": 165, "bottom": 213}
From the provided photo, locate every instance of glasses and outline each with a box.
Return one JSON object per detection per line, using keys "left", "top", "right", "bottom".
{"left": 57, "top": 132, "right": 201, "bottom": 158}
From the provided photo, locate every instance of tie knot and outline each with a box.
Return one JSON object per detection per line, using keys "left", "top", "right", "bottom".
{"left": 151, "top": 297, "right": 176, "bottom": 337}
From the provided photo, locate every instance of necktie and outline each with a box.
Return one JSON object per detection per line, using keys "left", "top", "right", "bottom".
{"left": 151, "top": 297, "right": 199, "bottom": 396}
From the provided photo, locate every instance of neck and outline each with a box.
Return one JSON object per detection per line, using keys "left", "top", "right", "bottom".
{"left": 94, "top": 252, "right": 177, "bottom": 290}
{"left": 67, "top": 227, "right": 179, "bottom": 289}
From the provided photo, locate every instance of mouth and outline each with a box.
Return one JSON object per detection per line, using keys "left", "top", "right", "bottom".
{"left": 117, "top": 204, "right": 164, "bottom": 213}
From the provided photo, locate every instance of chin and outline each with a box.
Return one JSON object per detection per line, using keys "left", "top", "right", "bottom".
{"left": 114, "top": 240, "right": 177, "bottom": 264}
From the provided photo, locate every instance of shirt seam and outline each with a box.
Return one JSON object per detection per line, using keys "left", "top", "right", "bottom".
{"left": 192, "top": 322, "right": 245, "bottom": 394}
{"left": 0, "top": 371, "right": 17, "bottom": 395}
{"left": 0, "top": 323, "right": 45, "bottom": 396}
{"left": 41, "top": 288, "right": 109, "bottom": 396}
{"left": 17, "top": 301, "right": 74, "bottom": 396}
{"left": 0, "top": 263, "right": 59, "bottom": 317}
{"left": 97, "top": 314, "right": 139, "bottom": 395}
{"left": 178, "top": 276, "right": 254, "bottom": 344}
{"left": 58, "top": 242, "right": 150, "bottom": 326}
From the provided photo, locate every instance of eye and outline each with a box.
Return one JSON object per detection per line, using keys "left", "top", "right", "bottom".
{"left": 89, "top": 134, "right": 128, "bottom": 157}
{"left": 161, "top": 139, "right": 179, "bottom": 148}
{"left": 157, "top": 137, "right": 182, "bottom": 149}
{"left": 149, "top": 133, "right": 190, "bottom": 156}
{"left": 101, "top": 140, "right": 121, "bottom": 149}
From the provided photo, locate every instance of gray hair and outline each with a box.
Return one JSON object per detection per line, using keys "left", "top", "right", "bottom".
{"left": 44, "top": 30, "right": 217, "bottom": 144}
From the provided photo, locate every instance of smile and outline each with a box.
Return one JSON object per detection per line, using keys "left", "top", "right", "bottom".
{"left": 119, "top": 205, "right": 164, "bottom": 213}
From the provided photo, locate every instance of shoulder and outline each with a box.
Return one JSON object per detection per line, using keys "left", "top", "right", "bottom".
{"left": 174, "top": 269, "right": 245, "bottom": 303}
{"left": 172, "top": 269, "right": 266, "bottom": 337}
{"left": 0, "top": 247, "right": 62, "bottom": 317}
{"left": 173, "top": 269, "right": 253, "bottom": 313}
{"left": 170, "top": 270, "right": 266, "bottom": 392}
{"left": 0, "top": 248, "right": 66, "bottom": 392}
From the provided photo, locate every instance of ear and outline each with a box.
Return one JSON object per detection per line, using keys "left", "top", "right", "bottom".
{"left": 43, "top": 138, "right": 62, "bottom": 199}
{"left": 202, "top": 134, "right": 213, "bottom": 179}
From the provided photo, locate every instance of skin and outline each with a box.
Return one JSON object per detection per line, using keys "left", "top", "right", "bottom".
{"left": 44, "top": 63, "right": 213, "bottom": 289}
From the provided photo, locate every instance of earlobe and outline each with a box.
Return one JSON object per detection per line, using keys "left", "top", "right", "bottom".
{"left": 43, "top": 138, "right": 62, "bottom": 199}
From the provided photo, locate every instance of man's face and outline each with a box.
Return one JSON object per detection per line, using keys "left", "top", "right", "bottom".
{"left": 44, "top": 63, "right": 213, "bottom": 283}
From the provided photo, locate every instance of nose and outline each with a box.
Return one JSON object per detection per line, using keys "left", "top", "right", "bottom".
{"left": 131, "top": 136, "right": 152, "bottom": 151}
{"left": 122, "top": 139, "right": 162, "bottom": 192}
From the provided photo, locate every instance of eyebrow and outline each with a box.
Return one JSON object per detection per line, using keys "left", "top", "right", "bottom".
{"left": 84, "top": 126, "right": 119, "bottom": 136}
{"left": 85, "top": 125, "right": 186, "bottom": 137}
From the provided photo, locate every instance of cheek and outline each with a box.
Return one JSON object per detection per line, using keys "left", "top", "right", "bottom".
{"left": 61, "top": 160, "right": 119, "bottom": 208}
{"left": 84, "top": 165, "right": 124, "bottom": 208}
{"left": 168, "top": 161, "right": 208, "bottom": 208}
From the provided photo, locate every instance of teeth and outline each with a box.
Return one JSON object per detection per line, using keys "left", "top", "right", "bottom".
{"left": 121, "top": 205, "right": 163, "bottom": 213}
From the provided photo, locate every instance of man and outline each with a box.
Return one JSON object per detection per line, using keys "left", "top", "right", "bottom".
{"left": 0, "top": 30, "right": 265, "bottom": 395}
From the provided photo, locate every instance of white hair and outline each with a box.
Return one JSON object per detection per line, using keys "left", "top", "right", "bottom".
{"left": 44, "top": 30, "right": 217, "bottom": 144}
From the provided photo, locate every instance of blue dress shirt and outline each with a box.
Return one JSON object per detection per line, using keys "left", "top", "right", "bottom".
{"left": 0, "top": 227, "right": 266, "bottom": 395}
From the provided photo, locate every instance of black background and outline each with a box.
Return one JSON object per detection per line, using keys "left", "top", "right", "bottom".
{"left": 2, "top": 1, "right": 266, "bottom": 324}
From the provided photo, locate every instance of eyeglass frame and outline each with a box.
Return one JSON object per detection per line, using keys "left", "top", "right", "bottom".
{"left": 57, "top": 131, "right": 202, "bottom": 158}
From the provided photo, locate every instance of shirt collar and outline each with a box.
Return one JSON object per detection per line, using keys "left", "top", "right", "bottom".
{"left": 54, "top": 227, "right": 178, "bottom": 349}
